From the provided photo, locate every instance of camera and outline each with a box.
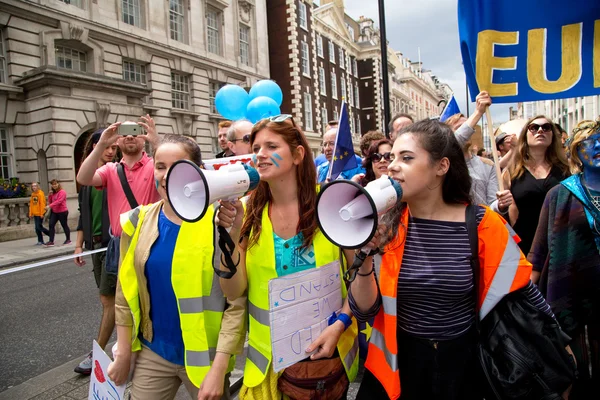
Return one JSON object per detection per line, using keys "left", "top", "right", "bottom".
{"left": 118, "top": 121, "right": 141, "bottom": 136}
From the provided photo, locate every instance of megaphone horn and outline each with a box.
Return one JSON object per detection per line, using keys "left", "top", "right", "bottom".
{"left": 166, "top": 160, "right": 260, "bottom": 223}
{"left": 316, "top": 175, "right": 402, "bottom": 250}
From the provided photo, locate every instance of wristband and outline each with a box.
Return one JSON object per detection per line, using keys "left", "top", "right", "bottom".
{"left": 336, "top": 313, "right": 352, "bottom": 331}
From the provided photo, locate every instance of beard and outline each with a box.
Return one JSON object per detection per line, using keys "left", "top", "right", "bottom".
{"left": 121, "top": 143, "right": 141, "bottom": 156}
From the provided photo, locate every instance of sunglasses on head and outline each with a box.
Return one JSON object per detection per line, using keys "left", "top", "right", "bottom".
{"left": 371, "top": 152, "right": 392, "bottom": 163}
{"left": 527, "top": 123, "right": 553, "bottom": 133}
{"left": 230, "top": 134, "right": 251, "bottom": 144}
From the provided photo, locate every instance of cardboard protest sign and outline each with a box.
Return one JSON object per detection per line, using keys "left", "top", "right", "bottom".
{"left": 269, "top": 261, "right": 342, "bottom": 372}
{"left": 88, "top": 340, "right": 126, "bottom": 400}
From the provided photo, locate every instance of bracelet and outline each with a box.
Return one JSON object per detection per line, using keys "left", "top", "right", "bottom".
{"left": 356, "top": 266, "right": 375, "bottom": 276}
{"left": 336, "top": 313, "right": 352, "bottom": 331}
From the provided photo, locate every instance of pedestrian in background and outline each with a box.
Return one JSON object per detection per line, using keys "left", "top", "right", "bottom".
{"left": 29, "top": 182, "right": 49, "bottom": 245}
{"left": 73, "top": 129, "right": 118, "bottom": 375}
{"left": 45, "top": 179, "right": 71, "bottom": 247}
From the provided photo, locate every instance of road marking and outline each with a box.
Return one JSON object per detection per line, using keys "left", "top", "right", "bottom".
{"left": 0, "top": 248, "right": 107, "bottom": 276}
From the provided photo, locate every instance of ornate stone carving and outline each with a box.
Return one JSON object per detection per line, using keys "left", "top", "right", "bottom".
{"left": 182, "top": 115, "right": 193, "bottom": 135}
{"left": 95, "top": 102, "right": 111, "bottom": 129}
{"left": 69, "top": 25, "right": 85, "bottom": 41}
{"left": 239, "top": 0, "right": 253, "bottom": 23}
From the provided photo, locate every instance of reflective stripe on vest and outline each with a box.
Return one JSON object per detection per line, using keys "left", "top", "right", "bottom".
{"left": 365, "top": 206, "right": 533, "bottom": 400}
{"left": 119, "top": 202, "right": 233, "bottom": 388}
{"left": 244, "top": 202, "right": 359, "bottom": 388}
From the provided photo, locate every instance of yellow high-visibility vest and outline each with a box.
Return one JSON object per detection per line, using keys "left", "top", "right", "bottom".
{"left": 119, "top": 203, "right": 234, "bottom": 387}
{"left": 243, "top": 203, "right": 359, "bottom": 388}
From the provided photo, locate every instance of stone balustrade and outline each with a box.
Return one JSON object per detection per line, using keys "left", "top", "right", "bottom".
{"left": 0, "top": 198, "right": 32, "bottom": 228}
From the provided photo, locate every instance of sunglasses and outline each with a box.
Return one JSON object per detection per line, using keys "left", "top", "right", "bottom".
{"left": 578, "top": 133, "right": 600, "bottom": 150}
{"left": 230, "top": 134, "right": 251, "bottom": 144}
{"left": 371, "top": 152, "right": 392, "bottom": 163}
{"left": 527, "top": 123, "right": 553, "bottom": 133}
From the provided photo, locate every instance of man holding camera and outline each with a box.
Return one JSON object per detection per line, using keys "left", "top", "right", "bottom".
{"left": 75, "top": 115, "right": 160, "bottom": 373}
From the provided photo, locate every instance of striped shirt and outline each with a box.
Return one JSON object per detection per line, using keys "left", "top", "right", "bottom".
{"left": 349, "top": 207, "right": 553, "bottom": 341}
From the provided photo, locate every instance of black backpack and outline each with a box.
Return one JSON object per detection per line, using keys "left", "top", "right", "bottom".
{"left": 466, "top": 205, "right": 577, "bottom": 400}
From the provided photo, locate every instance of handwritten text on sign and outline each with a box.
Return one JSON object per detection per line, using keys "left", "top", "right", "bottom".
{"left": 88, "top": 340, "right": 126, "bottom": 400}
{"left": 269, "top": 261, "right": 342, "bottom": 372}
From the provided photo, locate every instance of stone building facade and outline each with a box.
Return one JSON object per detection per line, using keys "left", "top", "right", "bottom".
{"left": 266, "top": 0, "right": 450, "bottom": 153}
{"left": 518, "top": 95, "right": 600, "bottom": 133}
{"left": 0, "top": 0, "right": 270, "bottom": 212}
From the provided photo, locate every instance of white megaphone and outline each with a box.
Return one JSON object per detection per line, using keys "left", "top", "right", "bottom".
{"left": 166, "top": 160, "right": 260, "bottom": 222}
{"left": 316, "top": 175, "right": 402, "bottom": 249}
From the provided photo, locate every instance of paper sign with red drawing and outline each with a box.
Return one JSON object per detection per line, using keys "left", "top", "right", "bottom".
{"left": 88, "top": 340, "right": 126, "bottom": 400}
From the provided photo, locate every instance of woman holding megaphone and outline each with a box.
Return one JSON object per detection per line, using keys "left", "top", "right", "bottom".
{"left": 348, "top": 120, "right": 557, "bottom": 400}
{"left": 216, "top": 115, "right": 359, "bottom": 399}
{"left": 108, "top": 134, "right": 246, "bottom": 400}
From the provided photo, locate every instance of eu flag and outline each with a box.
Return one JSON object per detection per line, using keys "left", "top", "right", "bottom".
{"left": 328, "top": 102, "right": 358, "bottom": 181}
{"left": 439, "top": 95, "right": 461, "bottom": 122}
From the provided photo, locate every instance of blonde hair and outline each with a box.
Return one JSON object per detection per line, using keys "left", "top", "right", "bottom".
{"left": 568, "top": 118, "right": 600, "bottom": 174}
{"left": 508, "top": 115, "right": 569, "bottom": 180}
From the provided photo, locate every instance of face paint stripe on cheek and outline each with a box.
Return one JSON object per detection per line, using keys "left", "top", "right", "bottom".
{"left": 272, "top": 153, "right": 283, "bottom": 160}
{"left": 270, "top": 156, "right": 280, "bottom": 168}
{"left": 251, "top": 154, "right": 257, "bottom": 165}
{"left": 155, "top": 179, "right": 160, "bottom": 190}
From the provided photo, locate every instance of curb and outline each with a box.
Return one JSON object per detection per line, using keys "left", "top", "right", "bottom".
{"left": 0, "top": 247, "right": 75, "bottom": 270}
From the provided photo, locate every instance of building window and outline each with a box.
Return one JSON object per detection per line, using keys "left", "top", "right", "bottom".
{"left": 59, "top": 0, "right": 82, "bottom": 7}
{"left": 123, "top": 61, "right": 146, "bottom": 84}
{"left": 353, "top": 58, "right": 357, "bottom": 76}
{"left": 340, "top": 77, "right": 346, "bottom": 100}
{"left": 171, "top": 72, "right": 189, "bottom": 109}
{"left": 0, "top": 127, "right": 12, "bottom": 179}
{"left": 0, "top": 29, "right": 6, "bottom": 83}
{"left": 355, "top": 115, "right": 360, "bottom": 135}
{"left": 347, "top": 80, "right": 353, "bottom": 106}
{"left": 339, "top": 48, "right": 344, "bottom": 68}
{"left": 329, "top": 41, "right": 335, "bottom": 63}
{"left": 321, "top": 107, "right": 328, "bottom": 131}
{"left": 317, "top": 35, "right": 323, "bottom": 57}
{"left": 347, "top": 24, "right": 355, "bottom": 39}
{"left": 333, "top": 106, "right": 338, "bottom": 122}
{"left": 346, "top": 55, "right": 351, "bottom": 71}
{"left": 331, "top": 70, "right": 337, "bottom": 99}
{"left": 301, "top": 41, "right": 309, "bottom": 76}
{"left": 209, "top": 81, "right": 225, "bottom": 113}
{"left": 298, "top": 1, "right": 307, "bottom": 30}
{"left": 304, "top": 92, "right": 313, "bottom": 131}
{"left": 319, "top": 67, "right": 326, "bottom": 95}
{"left": 122, "top": 0, "right": 141, "bottom": 27}
{"left": 55, "top": 45, "right": 87, "bottom": 72}
{"left": 207, "top": 8, "right": 222, "bottom": 55}
{"left": 239, "top": 24, "right": 250, "bottom": 66}
{"left": 169, "top": 0, "right": 185, "bottom": 42}
{"left": 354, "top": 85, "right": 359, "bottom": 108}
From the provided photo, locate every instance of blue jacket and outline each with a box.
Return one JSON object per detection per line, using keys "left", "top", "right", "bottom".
{"left": 317, "top": 155, "right": 365, "bottom": 183}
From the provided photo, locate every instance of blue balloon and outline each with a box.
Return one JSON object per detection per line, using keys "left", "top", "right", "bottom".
{"left": 249, "top": 80, "right": 283, "bottom": 106}
{"left": 215, "top": 85, "right": 249, "bottom": 120}
{"left": 246, "top": 96, "right": 281, "bottom": 123}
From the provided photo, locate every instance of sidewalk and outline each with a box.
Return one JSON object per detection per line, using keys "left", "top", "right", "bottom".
{"left": 0, "top": 236, "right": 77, "bottom": 269}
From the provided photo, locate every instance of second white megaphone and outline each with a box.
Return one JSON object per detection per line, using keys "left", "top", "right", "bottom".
{"left": 316, "top": 175, "right": 402, "bottom": 249}
{"left": 166, "top": 160, "right": 260, "bottom": 222}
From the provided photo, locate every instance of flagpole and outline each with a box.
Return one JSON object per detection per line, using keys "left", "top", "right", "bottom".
{"left": 326, "top": 102, "right": 345, "bottom": 181}
{"left": 378, "top": 0, "right": 390, "bottom": 134}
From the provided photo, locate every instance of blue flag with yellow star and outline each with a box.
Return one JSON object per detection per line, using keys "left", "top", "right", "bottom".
{"left": 327, "top": 102, "right": 357, "bottom": 181}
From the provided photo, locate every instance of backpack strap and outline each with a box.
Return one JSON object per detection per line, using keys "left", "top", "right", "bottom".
{"left": 117, "top": 163, "right": 139, "bottom": 209}
{"left": 465, "top": 204, "right": 481, "bottom": 330}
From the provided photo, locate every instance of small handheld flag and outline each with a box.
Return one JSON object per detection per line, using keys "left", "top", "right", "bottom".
{"left": 439, "top": 95, "right": 461, "bottom": 122}
{"left": 327, "top": 102, "right": 357, "bottom": 181}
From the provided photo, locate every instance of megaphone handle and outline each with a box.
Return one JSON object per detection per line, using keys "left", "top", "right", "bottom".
{"left": 344, "top": 247, "right": 378, "bottom": 283}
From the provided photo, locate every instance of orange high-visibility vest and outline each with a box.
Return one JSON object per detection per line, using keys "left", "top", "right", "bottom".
{"left": 365, "top": 206, "right": 533, "bottom": 400}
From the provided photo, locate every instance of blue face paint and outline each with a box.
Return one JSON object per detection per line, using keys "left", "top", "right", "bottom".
{"left": 270, "top": 156, "right": 280, "bottom": 168}
{"left": 251, "top": 154, "right": 257, "bottom": 165}
{"left": 272, "top": 153, "right": 283, "bottom": 160}
{"left": 155, "top": 178, "right": 160, "bottom": 190}
{"left": 577, "top": 132, "right": 600, "bottom": 170}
